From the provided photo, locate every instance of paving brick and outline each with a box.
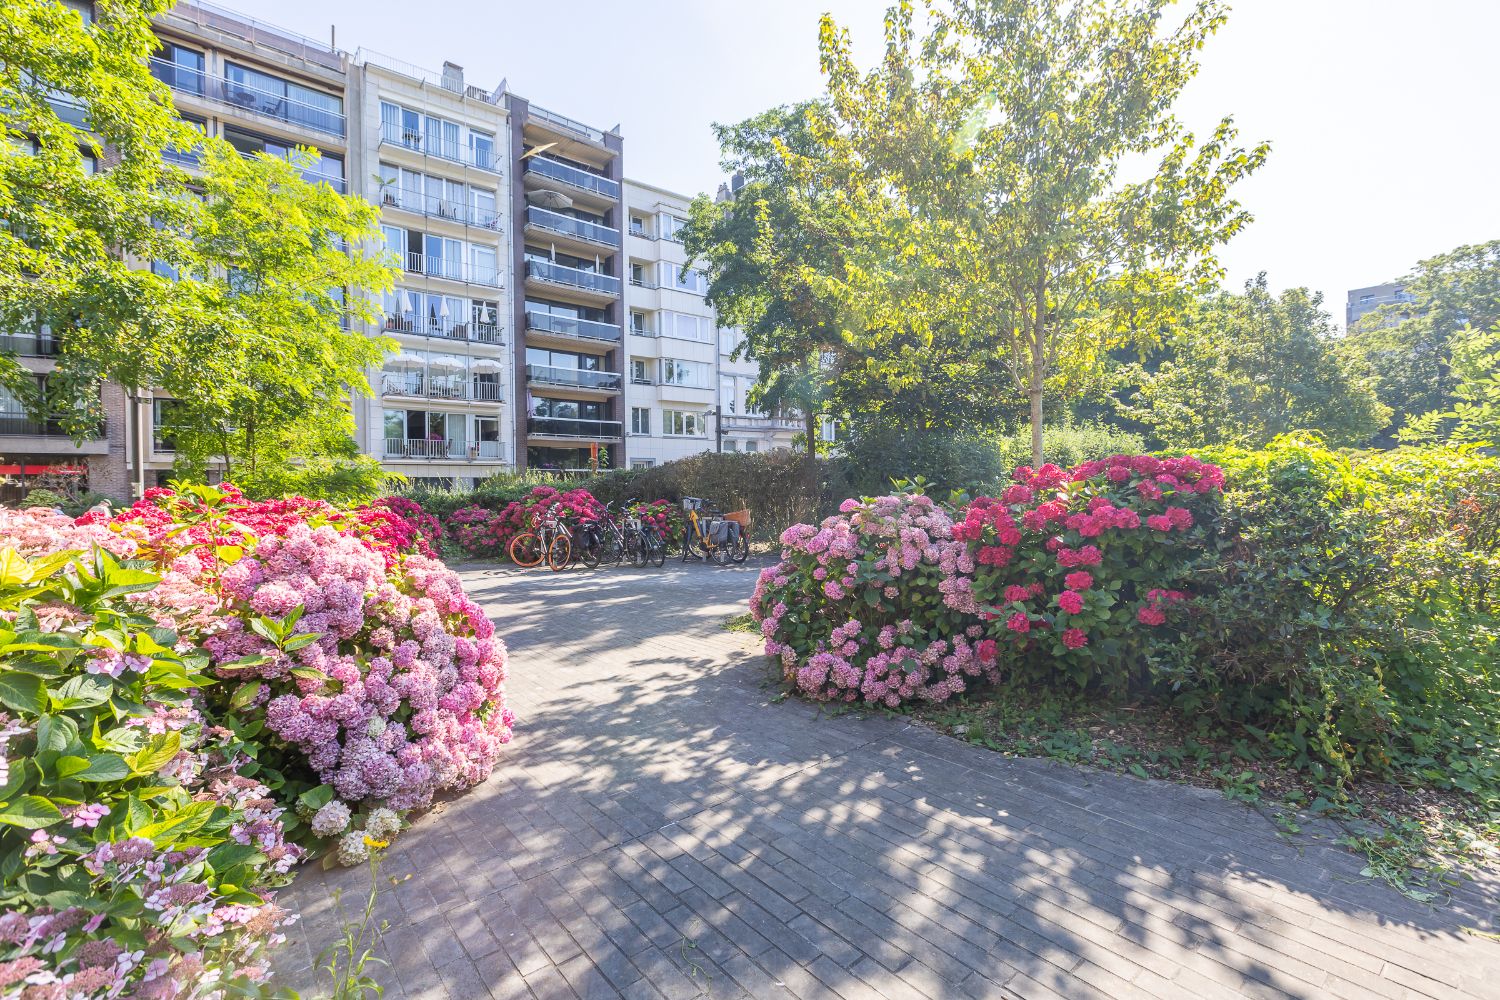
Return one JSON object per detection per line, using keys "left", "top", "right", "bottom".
{"left": 270, "top": 562, "right": 1500, "bottom": 1000}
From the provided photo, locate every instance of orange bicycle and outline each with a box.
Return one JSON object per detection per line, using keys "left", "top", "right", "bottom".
{"left": 508, "top": 512, "right": 572, "bottom": 571}
{"left": 681, "top": 497, "right": 750, "bottom": 566}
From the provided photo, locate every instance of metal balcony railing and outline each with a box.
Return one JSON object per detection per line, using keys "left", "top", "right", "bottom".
{"left": 379, "top": 189, "right": 501, "bottom": 230}
{"left": 0, "top": 415, "right": 106, "bottom": 438}
{"left": 149, "top": 59, "right": 345, "bottom": 137}
{"left": 169, "top": 1, "right": 342, "bottom": 66}
{"left": 525, "top": 365, "right": 622, "bottom": 391}
{"left": 401, "top": 252, "right": 502, "bottom": 287}
{"left": 383, "top": 438, "right": 503, "bottom": 460}
{"left": 382, "top": 315, "right": 504, "bottom": 344}
{"left": 527, "top": 417, "right": 623, "bottom": 439}
{"left": 525, "top": 206, "right": 620, "bottom": 248}
{"left": 524, "top": 260, "right": 620, "bottom": 296}
{"left": 378, "top": 122, "right": 499, "bottom": 173}
{"left": 524, "top": 311, "right": 620, "bottom": 343}
{"left": 0, "top": 332, "right": 60, "bottom": 357}
{"left": 524, "top": 156, "right": 619, "bottom": 200}
{"left": 379, "top": 374, "right": 505, "bottom": 402}
{"left": 528, "top": 105, "right": 608, "bottom": 143}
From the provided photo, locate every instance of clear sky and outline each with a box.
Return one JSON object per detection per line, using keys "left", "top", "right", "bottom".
{"left": 240, "top": 0, "right": 1500, "bottom": 325}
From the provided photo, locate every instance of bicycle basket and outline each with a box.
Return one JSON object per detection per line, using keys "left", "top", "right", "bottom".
{"left": 723, "top": 509, "right": 751, "bottom": 531}
{"left": 625, "top": 517, "right": 643, "bottom": 531}
{"left": 682, "top": 497, "right": 704, "bottom": 513}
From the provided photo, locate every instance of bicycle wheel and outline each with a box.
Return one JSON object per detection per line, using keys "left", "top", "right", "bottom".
{"left": 509, "top": 532, "right": 543, "bottom": 568}
{"left": 546, "top": 533, "right": 572, "bottom": 572}
{"left": 579, "top": 528, "right": 602, "bottom": 570}
{"left": 627, "top": 531, "right": 646, "bottom": 568}
{"left": 708, "top": 534, "right": 733, "bottom": 567}
{"left": 647, "top": 528, "right": 666, "bottom": 568}
{"left": 730, "top": 528, "right": 750, "bottom": 564}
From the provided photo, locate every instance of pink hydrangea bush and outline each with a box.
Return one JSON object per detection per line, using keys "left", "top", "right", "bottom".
{"left": 952, "top": 455, "right": 1223, "bottom": 686}
{"left": 752, "top": 494, "right": 999, "bottom": 705}
{"left": 753, "top": 456, "right": 1226, "bottom": 707}
{"left": 106, "top": 486, "right": 514, "bottom": 851}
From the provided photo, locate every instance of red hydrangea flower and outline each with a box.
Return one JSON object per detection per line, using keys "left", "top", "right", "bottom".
{"left": 1064, "top": 571, "right": 1093, "bottom": 591}
{"left": 1061, "top": 627, "right": 1089, "bottom": 649}
{"left": 1006, "top": 612, "right": 1031, "bottom": 633}
{"left": 1057, "top": 590, "right": 1084, "bottom": 615}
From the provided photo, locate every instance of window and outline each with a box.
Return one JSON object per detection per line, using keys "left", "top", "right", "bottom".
{"left": 1360, "top": 294, "right": 1375, "bottom": 304}
{"left": 630, "top": 311, "right": 649, "bottom": 334}
{"left": 744, "top": 440, "right": 758, "bottom": 453}
{"left": 630, "top": 262, "right": 649, "bottom": 287}
{"left": 663, "top": 409, "right": 704, "bottom": 437}
{"left": 225, "top": 63, "right": 343, "bottom": 136}
{"left": 631, "top": 459, "right": 655, "bottom": 469}
{"left": 661, "top": 263, "right": 708, "bottom": 295}
{"left": 659, "top": 214, "right": 688, "bottom": 242}
{"left": 469, "top": 131, "right": 494, "bottom": 170}
{"left": 630, "top": 359, "right": 652, "bottom": 385}
{"left": 724, "top": 440, "right": 738, "bottom": 452}
{"left": 631, "top": 407, "right": 651, "bottom": 435}
{"left": 720, "top": 327, "right": 744, "bottom": 356}
{"left": 152, "top": 399, "right": 186, "bottom": 452}
{"left": 659, "top": 311, "right": 714, "bottom": 344}
{"left": 630, "top": 215, "right": 647, "bottom": 235}
{"left": 471, "top": 245, "right": 498, "bottom": 285}
{"left": 720, "top": 376, "right": 736, "bottom": 414}
{"left": 820, "top": 416, "right": 838, "bottom": 442}
{"left": 661, "top": 359, "right": 709, "bottom": 388}
{"left": 155, "top": 44, "right": 204, "bottom": 95}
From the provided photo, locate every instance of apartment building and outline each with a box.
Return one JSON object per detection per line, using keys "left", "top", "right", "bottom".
{"left": 505, "top": 96, "right": 627, "bottom": 473}
{"left": 1346, "top": 281, "right": 1416, "bottom": 329}
{"left": 349, "top": 53, "right": 514, "bottom": 488}
{"left": 717, "top": 326, "right": 804, "bottom": 455}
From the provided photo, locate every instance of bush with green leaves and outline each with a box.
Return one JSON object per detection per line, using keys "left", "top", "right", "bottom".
{"left": 0, "top": 547, "right": 300, "bottom": 997}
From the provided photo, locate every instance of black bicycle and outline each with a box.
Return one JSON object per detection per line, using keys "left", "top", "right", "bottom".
{"left": 577, "top": 502, "right": 630, "bottom": 569}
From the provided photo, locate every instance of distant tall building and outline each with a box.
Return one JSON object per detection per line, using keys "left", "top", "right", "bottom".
{"left": 1346, "top": 281, "right": 1416, "bottom": 329}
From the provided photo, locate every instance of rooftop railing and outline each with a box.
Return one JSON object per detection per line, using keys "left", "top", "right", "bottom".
{"left": 168, "top": 1, "right": 343, "bottom": 67}
{"left": 528, "top": 105, "right": 608, "bottom": 143}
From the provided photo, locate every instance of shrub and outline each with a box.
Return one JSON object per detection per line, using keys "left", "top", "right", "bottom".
{"left": 100, "top": 485, "right": 514, "bottom": 854}
{"left": 18, "top": 488, "right": 68, "bottom": 511}
{"left": 0, "top": 544, "right": 299, "bottom": 997}
{"left": 838, "top": 427, "right": 1006, "bottom": 497}
{"left": 996, "top": 421, "right": 1148, "bottom": 473}
{"left": 752, "top": 493, "right": 994, "bottom": 705}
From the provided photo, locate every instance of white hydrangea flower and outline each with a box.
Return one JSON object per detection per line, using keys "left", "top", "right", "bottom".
{"left": 365, "top": 807, "right": 401, "bottom": 839}
{"left": 310, "top": 800, "right": 352, "bottom": 838}
{"left": 366, "top": 717, "right": 387, "bottom": 738}
{"left": 336, "top": 830, "right": 370, "bottom": 867}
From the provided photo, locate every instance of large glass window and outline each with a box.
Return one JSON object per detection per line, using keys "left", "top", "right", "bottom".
{"left": 154, "top": 44, "right": 204, "bottom": 94}
{"left": 224, "top": 63, "right": 343, "bottom": 136}
{"left": 660, "top": 263, "right": 708, "bottom": 295}
{"left": 631, "top": 407, "right": 651, "bottom": 435}
{"left": 661, "top": 359, "right": 709, "bottom": 388}
{"left": 659, "top": 214, "right": 689, "bottom": 242}
{"left": 662, "top": 409, "right": 704, "bottom": 437}
{"left": 659, "top": 311, "right": 714, "bottom": 344}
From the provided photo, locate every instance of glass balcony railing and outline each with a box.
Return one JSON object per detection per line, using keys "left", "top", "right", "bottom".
{"left": 0, "top": 332, "right": 61, "bottom": 357}
{"left": 524, "top": 260, "right": 620, "bottom": 297}
{"left": 524, "top": 311, "right": 620, "bottom": 343}
{"left": 401, "top": 252, "right": 502, "bottom": 287}
{"left": 379, "top": 189, "right": 501, "bottom": 229}
{"left": 378, "top": 123, "right": 498, "bottom": 173}
{"left": 525, "top": 365, "right": 622, "bottom": 391}
{"left": 524, "top": 157, "right": 619, "bottom": 200}
{"left": 379, "top": 374, "right": 505, "bottom": 402}
{"left": 525, "top": 207, "right": 620, "bottom": 248}
{"left": 527, "top": 417, "right": 623, "bottom": 439}
{"left": 0, "top": 415, "right": 106, "bottom": 439}
{"left": 149, "top": 59, "right": 345, "bottom": 137}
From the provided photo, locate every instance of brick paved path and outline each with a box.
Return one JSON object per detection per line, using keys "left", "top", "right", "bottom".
{"left": 274, "top": 560, "right": 1500, "bottom": 999}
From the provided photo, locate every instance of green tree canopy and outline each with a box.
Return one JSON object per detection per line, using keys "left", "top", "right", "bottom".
{"left": 1399, "top": 324, "right": 1500, "bottom": 448}
{"left": 3, "top": 0, "right": 396, "bottom": 494}
{"left": 1126, "top": 276, "right": 1390, "bottom": 449}
{"left": 1343, "top": 239, "right": 1500, "bottom": 438}
{"left": 778, "top": 0, "right": 1267, "bottom": 464}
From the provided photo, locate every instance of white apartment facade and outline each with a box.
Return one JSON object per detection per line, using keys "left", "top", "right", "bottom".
{"left": 349, "top": 53, "right": 515, "bottom": 489}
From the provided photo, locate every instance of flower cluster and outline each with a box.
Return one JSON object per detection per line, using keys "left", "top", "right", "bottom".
{"left": 755, "top": 455, "right": 1225, "bottom": 705}
{"left": 443, "top": 489, "right": 683, "bottom": 562}
{"left": 752, "top": 494, "right": 992, "bottom": 706}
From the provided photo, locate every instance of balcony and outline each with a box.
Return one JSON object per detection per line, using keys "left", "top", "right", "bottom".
{"left": 379, "top": 123, "right": 498, "bottom": 173}
{"left": 524, "top": 157, "right": 619, "bottom": 200}
{"left": 148, "top": 59, "right": 345, "bottom": 138}
{"left": 380, "top": 374, "right": 504, "bottom": 402}
{"left": 721, "top": 414, "right": 805, "bottom": 432}
{"left": 0, "top": 415, "right": 106, "bottom": 438}
{"left": 529, "top": 105, "right": 608, "bottom": 144}
{"left": 383, "top": 438, "right": 505, "bottom": 461}
{"left": 379, "top": 189, "right": 502, "bottom": 230}
{"left": 382, "top": 315, "right": 504, "bottom": 345}
{"left": 525, "top": 260, "right": 620, "bottom": 297}
{"left": 527, "top": 417, "right": 623, "bottom": 440}
{"left": 525, "top": 207, "right": 620, "bottom": 249}
{"left": 0, "top": 332, "right": 61, "bottom": 357}
{"left": 525, "top": 365, "right": 622, "bottom": 392}
{"left": 524, "top": 311, "right": 620, "bottom": 344}
{"left": 402, "top": 252, "right": 502, "bottom": 288}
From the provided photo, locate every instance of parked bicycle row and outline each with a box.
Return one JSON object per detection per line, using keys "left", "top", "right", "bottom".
{"left": 507, "top": 497, "right": 750, "bottom": 572}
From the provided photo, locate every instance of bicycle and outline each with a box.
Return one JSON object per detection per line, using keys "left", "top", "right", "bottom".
{"left": 625, "top": 500, "right": 668, "bottom": 568}
{"left": 681, "top": 497, "right": 751, "bottom": 567}
{"left": 577, "top": 502, "right": 631, "bottom": 570}
{"left": 508, "top": 511, "right": 572, "bottom": 572}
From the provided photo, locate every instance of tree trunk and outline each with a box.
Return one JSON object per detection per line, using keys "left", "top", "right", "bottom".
{"left": 1029, "top": 276, "right": 1048, "bottom": 467}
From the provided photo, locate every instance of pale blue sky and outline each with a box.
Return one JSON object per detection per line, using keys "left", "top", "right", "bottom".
{"left": 240, "top": 0, "right": 1500, "bottom": 324}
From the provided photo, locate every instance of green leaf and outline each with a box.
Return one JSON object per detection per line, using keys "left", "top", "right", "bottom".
{"left": 0, "top": 673, "right": 46, "bottom": 715}
{"left": 35, "top": 715, "right": 80, "bottom": 754}
{"left": 127, "top": 731, "right": 182, "bottom": 776}
{"left": 53, "top": 755, "right": 91, "bottom": 779}
{"left": 76, "top": 754, "right": 130, "bottom": 782}
{"left": 53, "top": 674, "right": 114, "bottom": 710}
{"left": 0, "top": 796, "right": 63, "bottom": 829}
{"left": 132, "top": 800, "right": 217, "bottom": 845}
{"left": 229, "top": 681, "right": 262, "bottom": 711}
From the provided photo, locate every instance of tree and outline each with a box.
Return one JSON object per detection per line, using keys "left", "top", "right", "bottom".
{"left": 1343, "top": 240, "right": 1500, "bottom": 437}
{"left": 1399, "top": 324, "right": 1500, "bottom": 448}
{"left": 783, "top": 0, "right": 1267, "bottom": 465}
{"left": 1125, "top": 276, "right": 1390, "bottom": 449}
{"left": 684, "top": 105, "right": 845, "bottom": 462}
{"left": 2, "top": 0, "right": 395, "bottom": 494}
